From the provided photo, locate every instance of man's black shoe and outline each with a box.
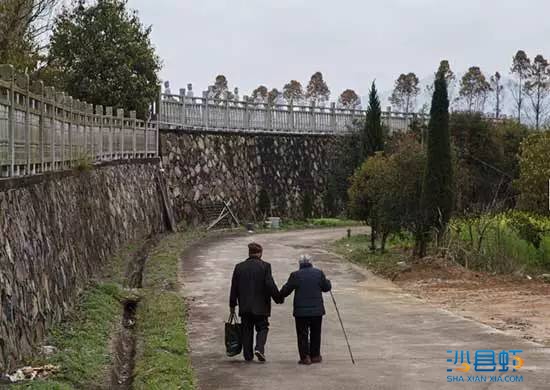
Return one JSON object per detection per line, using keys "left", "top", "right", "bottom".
{"left": 255, "top": 350, "right": 266, "bottom": 362}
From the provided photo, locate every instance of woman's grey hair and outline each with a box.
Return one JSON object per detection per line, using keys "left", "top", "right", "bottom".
{"left": 298, "top": 254, "right": 312, "bottom": 265}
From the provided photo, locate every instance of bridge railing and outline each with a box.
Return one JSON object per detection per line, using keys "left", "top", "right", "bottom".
{"left": 159, "top": 93, "right": 429, "bottom": 134}
{"left": 0, "top": 65, "right": 158, "bottom": 178}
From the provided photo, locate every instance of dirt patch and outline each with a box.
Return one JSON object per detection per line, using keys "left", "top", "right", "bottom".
{"left": 393, "top": 256, "right": 550, "bottom": 346}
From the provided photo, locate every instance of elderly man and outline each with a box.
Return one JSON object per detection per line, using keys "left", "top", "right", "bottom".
{"left": 229, "top": 242, "right": 282, "bottom": 362}
{"left": 280, "top": 255, "right": 332, "bottom": 365}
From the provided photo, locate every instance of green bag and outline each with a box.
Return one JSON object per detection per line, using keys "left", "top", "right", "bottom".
{"left": 225, "top": 312, "right": 242, "bottom": 357}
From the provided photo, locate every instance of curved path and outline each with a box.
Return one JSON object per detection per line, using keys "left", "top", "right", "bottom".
{"left": 180, "top": 228, "right": 549, "bottom": 389}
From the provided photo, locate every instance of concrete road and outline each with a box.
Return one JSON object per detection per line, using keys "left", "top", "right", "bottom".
{"left": 180, "top": 228, "right": 550, "bottom": 390}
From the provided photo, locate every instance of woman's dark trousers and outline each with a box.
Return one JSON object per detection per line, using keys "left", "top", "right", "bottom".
{"left": 295, "top": 316, "right": 322, "bottom": 360}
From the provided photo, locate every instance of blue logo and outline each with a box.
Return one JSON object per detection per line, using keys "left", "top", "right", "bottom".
{"left": 446, "top": 349, "right": 524, "bottom": 383}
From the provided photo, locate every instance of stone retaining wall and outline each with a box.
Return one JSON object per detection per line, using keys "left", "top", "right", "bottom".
{"left": 0, "top": 160, "right": 166, "bottom": 372}
{"left": 160, "top": 130, "right": 336, "bottom": 224}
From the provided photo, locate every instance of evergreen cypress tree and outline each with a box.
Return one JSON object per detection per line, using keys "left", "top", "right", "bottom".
{"left": 417, "top": 65, "right": 454, "bottom": 257}
{"left": 362, "top": 81, "right": 384, "bottom": 159}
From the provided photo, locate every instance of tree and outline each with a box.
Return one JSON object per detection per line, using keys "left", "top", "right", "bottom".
{"left": 362, "top": 81, "right": 384, "bottom": 159}
{"left": 305, "top": 71, "right": 330, "bottom": 104}
{"left": 251, "top": 85, "right": 268, "bottom": 102}
{"left": 515, "top": 132, "right": 550, "bottom": 214}
{"left": 458, "top": 66, "right": 491, "bottom": 113}
{"left": 282, "top": 80, "right": 304, "bottom": 102}
{"left": 438, "top": 60, "right": 455, "bottom": 85}
{"left": 348, "top": 153, "right": 395, "bottom": 252}
{"left": 418, "top": 66, "right": 454, "bottom": 256}
{"left": 338, "top": 89, "right": 361, "bottom": 109}
{"left": 510, "top": 50, "right": 531, "bottom": 123}
{"left": 389, "top": 72, "right": 420, "bottom": 114}
{"left": 490, "top": 72, "right": 504, "bottom": 119}
{"left": 0, "top": 0, "right": 60, "bottom": 70}
{"left": 348, "top": 137, "right": 425, "bottom": 252}
{"left": 425, "top": 60, "right": 456, "bottom": 111}
{"left": 524, "top": 54, "right": 550, "bottom": 130}
{"left": 212, "top": 75, "right": 229, "bottom": 99}
{"left": 46, "top": 0, "right": 160, "bottom": 119}
{"left": 268, "top": 88, "right": 281, "bottom": 105}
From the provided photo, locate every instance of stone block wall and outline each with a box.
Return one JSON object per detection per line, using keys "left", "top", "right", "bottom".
{"left": 0, "top": 160, "right": 166, "bottom": 372}
{"left": 160, "top": 130, "right": 336, "bottom": 224}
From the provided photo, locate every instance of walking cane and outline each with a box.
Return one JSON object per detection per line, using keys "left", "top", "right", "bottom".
{"left": 330, "top": 291, "right": 356, "bottom": 365}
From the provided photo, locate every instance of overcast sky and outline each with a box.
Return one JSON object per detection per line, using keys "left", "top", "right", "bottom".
{"left": 127, "top": 0, "right": 550, "bottom": 101}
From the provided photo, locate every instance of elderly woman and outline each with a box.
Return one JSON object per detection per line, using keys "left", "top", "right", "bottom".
{"left": 280, "top": 255, "right": 332, "bottom": 365}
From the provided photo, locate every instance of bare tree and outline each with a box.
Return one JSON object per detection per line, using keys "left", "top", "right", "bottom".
{"left": 510, "top": 50, "right": 531, "bottom": 123}
{"left": 338, "top": 89, "right": 361, "bottom": 109}
{"left": 490, "top": 71, "right": 504, "bottom": 118}
{"left": 524, "top": 54, "right": 550, "bottom": 130}
{"left": 389, "top": 72, "right": 420, "bottom": 114}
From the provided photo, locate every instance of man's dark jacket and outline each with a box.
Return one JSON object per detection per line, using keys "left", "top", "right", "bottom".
{"left": 280, "top": 263, "right": 331, "bottom": 317}
{"left": 229, "top": 257, "right": 281, "bottom": 317}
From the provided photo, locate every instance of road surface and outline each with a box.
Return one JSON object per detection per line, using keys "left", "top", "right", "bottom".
{"left": 180, "top": 228, "right": 550, "bottom": 389}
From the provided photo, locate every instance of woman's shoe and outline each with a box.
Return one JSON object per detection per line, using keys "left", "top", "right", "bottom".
{"left": 311, "top": 356, "right": 323, "bottom": 363}
{"left": 298, "top": 356, "right": 312, "bottom": 365}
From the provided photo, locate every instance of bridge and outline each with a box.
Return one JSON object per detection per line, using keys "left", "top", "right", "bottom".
{"left": 0, "top": 64, "right": 428, "bottom": 178}
{"left": 159, "top": 90, "right": 428, "bottom": 135}
{"left": 0, "top": 65, "right": 158, "bottom": 178}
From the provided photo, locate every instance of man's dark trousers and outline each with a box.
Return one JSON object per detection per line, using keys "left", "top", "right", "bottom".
{"left": 241, "top": 314, "right": 269, "bottom": 361}
{"left": 295, "top": 316, "right": 322, "bottom": 360}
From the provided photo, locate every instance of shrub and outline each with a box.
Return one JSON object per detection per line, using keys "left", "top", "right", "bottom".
{"left": 515, "top": 131, "right": 550, "bottom": 215}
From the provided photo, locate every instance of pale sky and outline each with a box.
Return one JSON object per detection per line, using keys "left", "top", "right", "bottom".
{"left": 128, "top": 0, "right": 550, "bottom": 102}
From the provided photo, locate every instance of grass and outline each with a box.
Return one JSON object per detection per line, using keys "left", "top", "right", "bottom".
{"left": 9, "top": 229, "right": 205, "bottom": 390}
{"left": 331, "top": 233, "right": 408, "bottom": 278}
{"left": 332, "top": 213, "right": 550, "bottom": 277}
{"left": 258, "top": 217, "right": 363, "bottom": 232}
{"left": 132, "top": 230, "right": 205, "bottom": 390}
{"left": 10, "top": 283, "right": 122, "bottom": 390}
{"left": 7, "top": 243, "right": 140, "bottom": 389}
{"left": 447, "top": 213, "right": 550, "bottom": 274}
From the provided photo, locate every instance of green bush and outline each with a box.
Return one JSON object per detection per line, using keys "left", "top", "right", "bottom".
{"left": 515, "top": 131, "right": 550, "bottom": 215}
{"left": 447, "top": 212, "right": 550, "bottom": 273}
